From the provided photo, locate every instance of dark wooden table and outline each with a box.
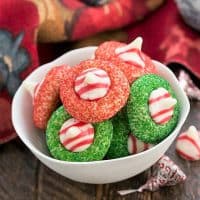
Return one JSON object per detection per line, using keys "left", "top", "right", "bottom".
{"left": 0, "top": 100, "right": 200, "bottom": 200}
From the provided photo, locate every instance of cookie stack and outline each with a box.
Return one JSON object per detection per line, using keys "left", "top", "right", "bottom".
{"left": 24, "top": 37, "right": 180, "bottom": 161}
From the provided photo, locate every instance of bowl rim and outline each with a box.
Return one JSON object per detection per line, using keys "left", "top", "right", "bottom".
{"left": 12, "top": 47, "right": 190, "bottom": 166}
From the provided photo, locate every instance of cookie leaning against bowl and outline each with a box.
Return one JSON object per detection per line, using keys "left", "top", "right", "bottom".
{"left": 127, "top": 74, "right": 180, "bottom": 144}
{"left": 24, "top": 65, "right": 71, "bottom": 129}
{"left": 46, "top": 106, "right": 113, "bottom": 162}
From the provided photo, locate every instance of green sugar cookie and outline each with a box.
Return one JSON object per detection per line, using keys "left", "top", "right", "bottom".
{"left": 46, "top": 106, "right": 113, "bottom": 162}
{"left": 127, "top": 74, "right": 180, "bottom": 144}
{"left": 106, "top": 108, "right": 130, "bottom": 159}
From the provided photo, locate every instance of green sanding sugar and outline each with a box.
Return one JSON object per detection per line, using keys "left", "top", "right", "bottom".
{"left": 46, "top": 106, "right": 113, "bottom": 162}
{"left": 106, "top": 108, "right": 130, "bottom": 159}
{"left": 127, "top": 74, "right": 180, "bottom": 144}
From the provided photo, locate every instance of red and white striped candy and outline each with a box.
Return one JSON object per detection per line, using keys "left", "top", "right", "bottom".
{"left": 128, "top": 134, "right": 153, "bottom": 154}
{"left": 22, "top": 80, "right": 43, "bottom": 105}
{"left": 176, "top": 126, "right": 200, "bottom": 161}
{"left": 59, "top": 118, "right": 94, "bottom": 152}
{"left": 33, "top": 80, "right": 43, "bottom": 100}
{"left": 115, "top": 37, "right": 145, "bottom": 68}
{"left": 149, "top": 87, "right": 177, "bottom": 125}
{"left": 74, "top": 68, "right": 111, "bottom": 100}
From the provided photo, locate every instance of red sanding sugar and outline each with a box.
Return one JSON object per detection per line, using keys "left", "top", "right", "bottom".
{"left": 60, "top": 59, "right": 130, "bottom": 123}
{"left": 33, "top": 65, "right": 71, "bottom": 129}
{"left": 95, "top": 41, "right": 156, "bottom": 83}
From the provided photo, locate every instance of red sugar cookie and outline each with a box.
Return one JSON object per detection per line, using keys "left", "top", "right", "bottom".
{"left": 95, "top": 37, "right": 156, "bottom": 83}
{"left": 33, "top": 65, "right": 70, "bottom": 129}
{"left": 60, "top": 59, "right": 130, "bottom": 123}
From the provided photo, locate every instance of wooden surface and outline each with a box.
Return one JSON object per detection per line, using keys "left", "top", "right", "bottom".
{"left": 0, "top": 100, "right": 200, "bottom": 200}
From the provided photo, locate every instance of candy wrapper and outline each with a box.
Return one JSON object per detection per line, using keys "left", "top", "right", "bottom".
{"left": 118, "top": 155, "right": 186, "bottom": 195}
{"left": 178, "top": 70, "right": 200, "bottom": 101}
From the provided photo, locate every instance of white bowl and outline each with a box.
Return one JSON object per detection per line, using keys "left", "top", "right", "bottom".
{"left": 12, "top": 47, "right": 190, "bottom": 184}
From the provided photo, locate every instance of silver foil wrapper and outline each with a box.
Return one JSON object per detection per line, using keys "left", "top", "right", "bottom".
{"left": 118, "top": 155, "right": 186, "bottom": 195}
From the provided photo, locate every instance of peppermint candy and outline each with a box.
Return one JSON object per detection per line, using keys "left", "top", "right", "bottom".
{"left": 74, "top": 68, "right": 111, "bottom": 100}
{"left": 176, "top": 126, "right": 200, "bottom": 161}
{"left": 22, "top": 80, "right": 42, "bottom": 104}
{"left": 115, "top": 37, "right": 145, "bottom": 68}
{"left": 127, "top": 134, "right": 153, "bottom": 154}
{"left": 33, "top": 81, "right": 43, "bottom": 100}
{"left": 59, "top": 118, "right": 94, "bottom": 152}
{"left": 23, "top": 81, "right": 37, "bottom": 98}
{"left": 149, "top": 87, "right": 177, "bottom": 125}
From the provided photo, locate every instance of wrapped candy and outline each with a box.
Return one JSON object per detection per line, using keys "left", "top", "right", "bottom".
{"left": 178, "top": 70, "right": 200, "bottom": 101}
{"left": 118, "top": 155, "right": 186, "bottom": 195}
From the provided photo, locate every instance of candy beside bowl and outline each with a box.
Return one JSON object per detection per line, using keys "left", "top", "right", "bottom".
{"left": 12, "top": 47, "right": 190, "bottom": 184}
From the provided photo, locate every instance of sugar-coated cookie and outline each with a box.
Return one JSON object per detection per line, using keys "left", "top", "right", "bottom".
{"left": 60, "top": 59, "right": 130, "bottom": 123}
{"left": 107, "top": 107, "right": 153, "bottom": 159}
{"left": 95, "top": 37, "right": 156, "bottom": 83}
{"left": 32, "top": 65, "right": 70, "bottom": 129}
{"left": 106, "top": 109, "right": 129, "bottom": 159}
{"left": 46, "top": 106, "right": 113, "bottom": 162}
{"left": 127, "top": 74, "right": 180, "bottom": 144}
